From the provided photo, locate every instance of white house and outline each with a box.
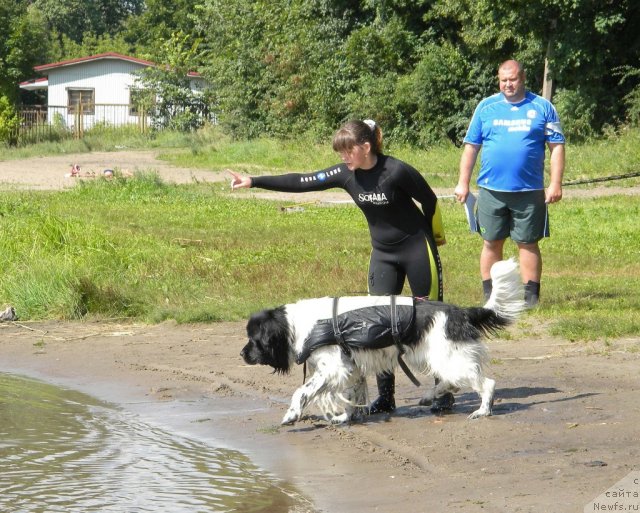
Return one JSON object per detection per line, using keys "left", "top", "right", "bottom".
{"left": 19, "top": 52, "right": 207, "bottom": 130}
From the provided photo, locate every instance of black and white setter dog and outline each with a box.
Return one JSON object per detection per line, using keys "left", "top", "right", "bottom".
{"left": 240, "top": 259, "right": 525, "bottom": 425}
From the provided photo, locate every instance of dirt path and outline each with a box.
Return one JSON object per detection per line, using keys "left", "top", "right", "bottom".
{"left": 0, "top": 149, "right": 227, "bottom": 190}
{"left": 1, "top": 150, "right": 639, "bottom": 513}
{"left": 2, "top": 147, "right": 638, "bottom": 200}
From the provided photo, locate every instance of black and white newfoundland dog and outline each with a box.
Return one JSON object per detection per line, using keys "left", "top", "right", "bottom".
{"left": 241, "top": 259, "right": 525, "bottom": 425}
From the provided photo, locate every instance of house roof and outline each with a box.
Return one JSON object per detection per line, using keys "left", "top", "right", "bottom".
{"left": 19, "top": 77, "right": 48, "bottom": 91}
{"left": 34, "top": 52, "right": 155, "bottom": 72}
{"left": 33, "top": 52, "right": 202, "bottom": 77}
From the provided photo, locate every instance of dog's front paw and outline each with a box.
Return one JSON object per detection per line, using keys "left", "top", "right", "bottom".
{"left": 329, "top": 412, "right": 349, "bottom": 424}
{"left": 281, "top": 409, "right": 300, "bottom": 425}
{"left": 467, "top": 408, "right": 491, "bottom": 420}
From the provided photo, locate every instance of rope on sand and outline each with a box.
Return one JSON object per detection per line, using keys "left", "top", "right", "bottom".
{"left": 562, "top": 170, "right": 640, "bottom": 186}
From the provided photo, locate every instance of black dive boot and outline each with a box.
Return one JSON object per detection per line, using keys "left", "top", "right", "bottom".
{"left": 430, "top": 391, "right": 455, "bottom": 413}
{"left": 369, "top": 372, "right": 396, "bottom": 414}
{"left": 430, "top": 377, "right": 455, "bottom": 414}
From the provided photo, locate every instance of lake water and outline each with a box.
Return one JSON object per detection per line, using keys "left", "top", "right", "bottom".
{"left": 0, "top": 373, "right": 316, "bottom": 513}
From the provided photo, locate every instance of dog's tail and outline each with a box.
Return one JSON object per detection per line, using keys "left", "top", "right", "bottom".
{"left": 482, "top": 258, "right": 526, "bottom": 322}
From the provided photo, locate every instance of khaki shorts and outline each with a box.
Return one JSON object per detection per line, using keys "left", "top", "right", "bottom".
{"left": 477, "top": 188, "right": 549, "bottom": 243}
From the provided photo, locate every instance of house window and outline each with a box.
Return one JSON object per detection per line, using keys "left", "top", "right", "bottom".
{"left": 67, "top": 89, "right": 95, "bottom": 115}
{"left": 129, "top": 88, "right": 155, "bottom": 116}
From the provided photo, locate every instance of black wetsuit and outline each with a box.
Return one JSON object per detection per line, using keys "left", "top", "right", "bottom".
{"left": 251, "top": 154, "right": 444, "bottom": 300}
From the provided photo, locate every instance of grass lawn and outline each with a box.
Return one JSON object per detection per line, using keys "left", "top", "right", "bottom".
{"left": 0, "top": 171, "right": 638, "bottom": 341}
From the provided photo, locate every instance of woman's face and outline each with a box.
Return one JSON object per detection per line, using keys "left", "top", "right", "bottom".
{"left": 338, "top": 143, "right": 371, "bottom": 171}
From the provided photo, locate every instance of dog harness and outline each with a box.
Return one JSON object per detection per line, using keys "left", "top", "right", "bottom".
{"left": 297, "top": 297, "right": 422, "bottom": 386}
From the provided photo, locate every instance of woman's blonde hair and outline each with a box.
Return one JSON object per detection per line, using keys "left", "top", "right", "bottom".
{"left": 332, "top": 119, "right": 383, "bottom": 154}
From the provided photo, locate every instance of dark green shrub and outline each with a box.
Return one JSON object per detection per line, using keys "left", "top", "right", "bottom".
{"left": 0, "top": 96, "right": 19, "bottom": 146}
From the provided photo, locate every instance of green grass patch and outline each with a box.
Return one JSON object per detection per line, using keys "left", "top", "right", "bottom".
{"left": 0, "top": 172, "right": 638, "bottom": 341}
{"left": 0, "top": 125, "right": 220, "bottom": 161}
{"left": 159, "top": 126, "right": 640, "bottom": 191}
{"left": 2, "top": 126, "right": 640, "bottom": 339}
{"left": 0, "top": 172, "right": 370, "bottom": 322}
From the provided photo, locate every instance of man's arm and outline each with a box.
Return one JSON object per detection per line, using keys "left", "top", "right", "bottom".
{"left": 455, "top": 143, "right": 481, "bottom": 203}
{"left": 546, "top": 142, "right": 565, "bottom": 204}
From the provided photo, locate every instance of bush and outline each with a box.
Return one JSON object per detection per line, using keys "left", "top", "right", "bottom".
{"left": 553, "top": 87, "right": 598, "bottom": 142}
{"left": 618, "top": 66, "right": 640, "bottom": 127}
{"left": 398, "top": 43, "right": 474, "bottom": 146}
{"left": 625, "top": 86, "right": 640, "bottom": 127}
{"left": 0, "top": 96, "right": 19, "bottom": 146}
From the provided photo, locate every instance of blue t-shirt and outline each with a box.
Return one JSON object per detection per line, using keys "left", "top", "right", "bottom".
{"left": 463, "top": 91, "right": 565, "bottom": 191}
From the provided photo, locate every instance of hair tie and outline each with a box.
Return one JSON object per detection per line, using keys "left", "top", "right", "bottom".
{"left": 363, "top": 119, "right": 376, "bottom": 131}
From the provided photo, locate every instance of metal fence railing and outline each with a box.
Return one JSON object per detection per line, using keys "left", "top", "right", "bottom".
{"left": 16, "top": 103, "right": 217, "bottom": 145}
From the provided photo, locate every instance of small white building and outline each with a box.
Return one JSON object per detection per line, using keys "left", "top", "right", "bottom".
{"left": 20, "top": 52, "right": 207, "bottom": 130}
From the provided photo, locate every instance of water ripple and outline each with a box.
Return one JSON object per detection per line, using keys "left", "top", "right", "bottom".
{"left": 0, "top": 374, "right": 315, "bottom": 513}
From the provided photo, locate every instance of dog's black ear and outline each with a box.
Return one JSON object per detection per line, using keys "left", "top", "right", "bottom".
{"left": 248, "top": 306, "right": 292, "bottom": 374}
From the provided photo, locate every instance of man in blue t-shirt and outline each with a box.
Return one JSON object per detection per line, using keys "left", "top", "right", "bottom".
{"left": 455, "top": 59, "right": 565, "bottom": 307}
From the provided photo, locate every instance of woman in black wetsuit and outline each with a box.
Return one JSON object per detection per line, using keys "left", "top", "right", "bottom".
{"left": 230, "top": 119, "right": 453, "bottom": 414}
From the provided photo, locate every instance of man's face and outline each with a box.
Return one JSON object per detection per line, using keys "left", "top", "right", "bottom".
{"left": 499, "top": 65, "right": 525, "bottom": 102}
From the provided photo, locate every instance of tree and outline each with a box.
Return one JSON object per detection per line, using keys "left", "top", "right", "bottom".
{"left": 32, "top": 0, "right": 144, "bottom": 43}
{"left": 428, "top": 0, "right": 640, "bottom": 137}
{"left": 122, "top": 0, "right": 202, "bottom": 62}
{"left": 136, "top": 32, "right": 213, "bottom": 131}
{"left": 45, "top": 32, "right": 135, "bottom": 63}
{"left": 0, "top": 0, "right": 49, "bottom": 100}
{"left": 197, "top": 0, "right": 358, "bottom": 138}
{"left": 546, "top": 0, "right": 640, "bottom": 133}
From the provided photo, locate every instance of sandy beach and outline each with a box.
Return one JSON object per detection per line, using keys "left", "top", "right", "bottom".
{"left": 1, "top": 150, "right": 639, "bottom": 512}
{"left": 1, "top": 319, "right": 639, "bottom": 513}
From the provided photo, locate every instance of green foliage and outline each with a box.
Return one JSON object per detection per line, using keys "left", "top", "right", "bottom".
{"left": 617, "top": 65, "right": 640, "bottom": 127}
{"left": 187, "top": 0, "right": 638, "bottom": 143}
{"left": 552, "top": 87, "right": 597, "bottom": 142}
{"left": 0, "top": 95, "right": 19, "bottom": 146}
{"left": 46, "top": 31, "right": 135, "bottom": 62}
{"left": 0, "top": 1, "right": 49, "bottom": 99}
{"left": 1, "top": 0, "right": 637, "bottom": 143}
{"left": 427, "top": 0, "right": 546, "bottom": 86}
{"left": 33, "top": 0, "right": 143, "bottom": 43}
{"left": 625, "top": 86, "right": 640, "bottom": 127}
{"left": 122, "top": 0, "right": 202, "bottom": 62}
{"left": 342, "top": 15, "right": 422, "bottom": 139}
{"left": 136, "top": 32, "right": 213, "bottom": 132}
{"left": 541, "top": 2, "right": 633, "bottom": 130}
{"left": 197, "top": 0, "right": 354, "bottom": 139}
{"left": 399, "top": 43, "right": 472, "bottom": 145}
{"left": 428, "top": 0, "right": 639, "bottom": 133}
{"left": 344, "top": 15, "right": 418, "bottom": 74}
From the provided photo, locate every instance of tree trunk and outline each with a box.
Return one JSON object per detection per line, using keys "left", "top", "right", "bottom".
{"left": 542, "top": 20, "right": 557, "bottom": 101}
